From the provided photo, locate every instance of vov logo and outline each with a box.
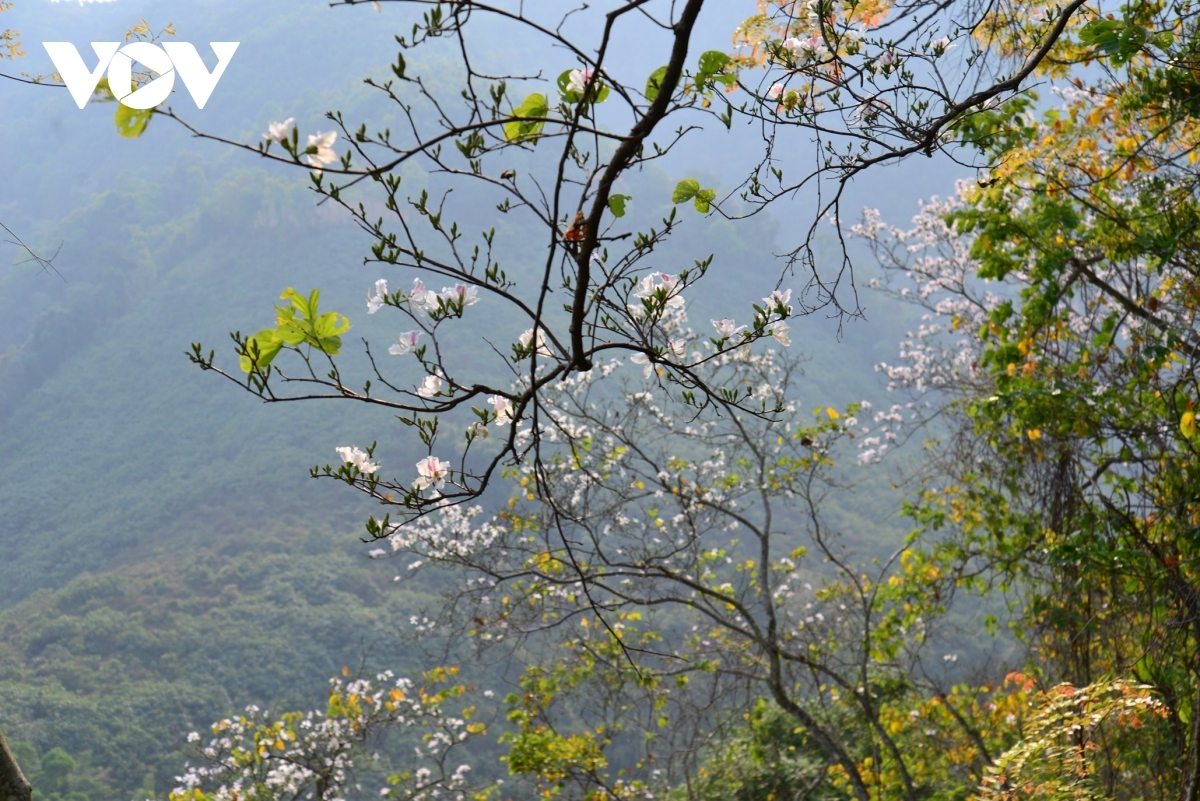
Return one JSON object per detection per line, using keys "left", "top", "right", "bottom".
{"left": 43, "top": 41, "right": 239, "bottom": 110}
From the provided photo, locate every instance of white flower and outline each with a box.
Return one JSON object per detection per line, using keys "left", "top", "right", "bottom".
{"left": 262, "top": 117, "right": 295, "bottom": 143}
{"left": 388, "top": 330, "right": 423, "bottom": 356}
{"left": 712, "top": 318, "right": 746, "bottom": 339}
{"left": 771, "top": 321, "right": 792, "bottom": 347}
{"left": 656, "top": 273, "right": 685, "bottom": 307}
{"left": 630, "top": 352, "right": 655, "bottom": 378}
{"left": 488, "top": 395, "right": 514, "bottom": 426}
{"left": 633, "top": 272, "right": 685, "bottom": 310}
{"left": 467, "top": 422, "right": 489, "bottom": 440}
{"left": 518, "top": 327, "right": 553, "bottom": 357}
{"left": 367, "top": 278, "right": 388, "bottom": 314}
{"left": 852, "top": 98, "right": 891, "bottom": 126}
{"left": 667, "top": 338, "right": 687, "bottom": 358}
{"left": 413, "top": 455, "right": 451, "bottom": 491}
{"left": 405, "top": 277, "right": 438, "bottom": 314}
{"left": 440, "top": 283, "right": 480, "bottom": 310}
{"left": 336, "top": 446, "right": 379, "bottom": 474}
{"left": 417, "top": 375, "right": 443, "bottom": 398}
{"left": 305, "top": 131, "right": 339, "bottom": 172}
{"left": 784, "top": 34, "right": 829, "bottom": 62}
{"left": 763, "top": 288, "right": 792, "bottom": 314}
{"left": 877, "top": 50, "right": 897, "bottom": 69}
{"left": 931, "top": 36, "right": 954, "bottom": 54}
{"left": 634, "top": 275, "right": 657, "bottom": 300}
{"left": 567, "top": 67, "right": 595, "bottom": 95}
{"left": 767, "top": 83, "right": 784, "bottom": 100}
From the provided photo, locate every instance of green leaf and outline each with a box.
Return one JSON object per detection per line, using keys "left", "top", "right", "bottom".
{"left": 607, "top": 194, "right": 631, "bottom": 218}
{"left": 557, "top": 69, "right": 609, "bottom": 105}
{"left": 1078, "top": 19, "right": 1147, "bottom": 65}
{"left": 94, "top": 77, "right": 118, "bottom": 103}
{"left": 673, "top": 178, "right": 700, "bottom": 204}
{"left": 503, "top": 93, "right": 549, "bottom": 142}
{"left": 697, "top": 50, "right": 730, "bottom": 76}
{"left": 114, "top": 104, "right": 152, "bottom": 138}
{"left": 694, "top": 188, "right": 716, "bottom": 213}
{"left": 645, "top": 66, "right": 668, "bottom": 102}
{"left": 240, "top": 330, "right": 284, "bottom": 373}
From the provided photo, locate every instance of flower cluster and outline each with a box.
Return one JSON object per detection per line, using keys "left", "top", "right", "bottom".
{"left": 170, "top": 670, "right": 488, "bottom": 801}
{"left": 336, "top": 446, "right": 379, "bottom": 475}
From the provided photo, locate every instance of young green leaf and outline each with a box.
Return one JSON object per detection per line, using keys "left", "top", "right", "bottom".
{"left": 607, "top": 194, "right": 631, "bottom": 218}
{"left": 645, "top": 66, "right": 668, "bottom": 102}
{"left": 504, "top": 93, "right": 549, "bottom": 142}
{"left": 673, "top": 178, "right": 700, "bottom": 204}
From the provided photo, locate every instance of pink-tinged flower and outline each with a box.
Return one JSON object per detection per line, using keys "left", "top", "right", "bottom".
{"left": 367, "top": 278, "right": 388, "bottom": 314}
{"left": 931, "top": 36, "right": 954, "bottom": 54}
{"left": 440, "top": 283, "right": 480, "bottom": 309}
{"left": 852, "top": 98, "right": 891, "bottom": 126}
{"left": 656, "top": 273, "right": 684, "bottom": 307}
{"left": 877, "top": 50, "right": 897, "bottom": 69}
{"left": 567, "top": 67, "right": 595, "bottom": 95}
{"left": 712, "top": 318, "right": 746, "bottom": 339}
{"left": 634, "top": 272, "right": 685, "bottom": 309}
{"left": 406, "top": 278, "right": 436, "bottom": 313}
{"left": 771, "top": 321, "right": 792, "bottom": 347}
{"left": 783, "top": 34, "right": 829, "bottom": 62}
{"left": 518, "top": 327, "right": 553, "bottom": 357}
{"left": 262, "top": 117, "right": 295, "bottom": 143}
{"left": 413, "top": 455, "right": 451, "bottom": 491}
{"left": 488, "top": 395, "right": 514, "bottom": 426}
{"left": 336, "top": 446, "right": 379, "bottom": 474}
{"left": 767, "top": 83, "right": 785, "bottom": 100}
{"left": 417, "top": 375, "right": 443, "bottom": 398}
{"left": 305, "top": 131, "right": 339, "bottom": 172}
{"left": 388, "top": 330, "right": 423, "bottom": 356}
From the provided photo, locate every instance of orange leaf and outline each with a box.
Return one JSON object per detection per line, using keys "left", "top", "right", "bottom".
{"left": 563, "top": 211, "right": 587, "bottom": 242}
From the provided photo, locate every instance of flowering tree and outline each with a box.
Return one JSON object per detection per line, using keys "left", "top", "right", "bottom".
{"left": 168, "top": 667, "right": 492, "bottom": 801}
{"left": 140, "top": 0, "right": 1190, "bottom": 795}
{"left": 172, "top": 0, "right": 1111, "bottom": 558}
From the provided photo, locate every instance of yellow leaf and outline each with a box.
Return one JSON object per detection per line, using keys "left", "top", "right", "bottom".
{"left": 1027, "top": 428, "right": 1042, "bottom": 441}
{"left": 1182, "top": 411, "right": 1196, "bottom": 439}
{"left": 826, "top": 407, "right": 839, "bottom": 420}
{"left": 342, "top": 666, "right": 350, "bottom": 677}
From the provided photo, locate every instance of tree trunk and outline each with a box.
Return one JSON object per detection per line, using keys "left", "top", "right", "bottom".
{"left": 0, "top": 726, "right": 31, "bottom": 801}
